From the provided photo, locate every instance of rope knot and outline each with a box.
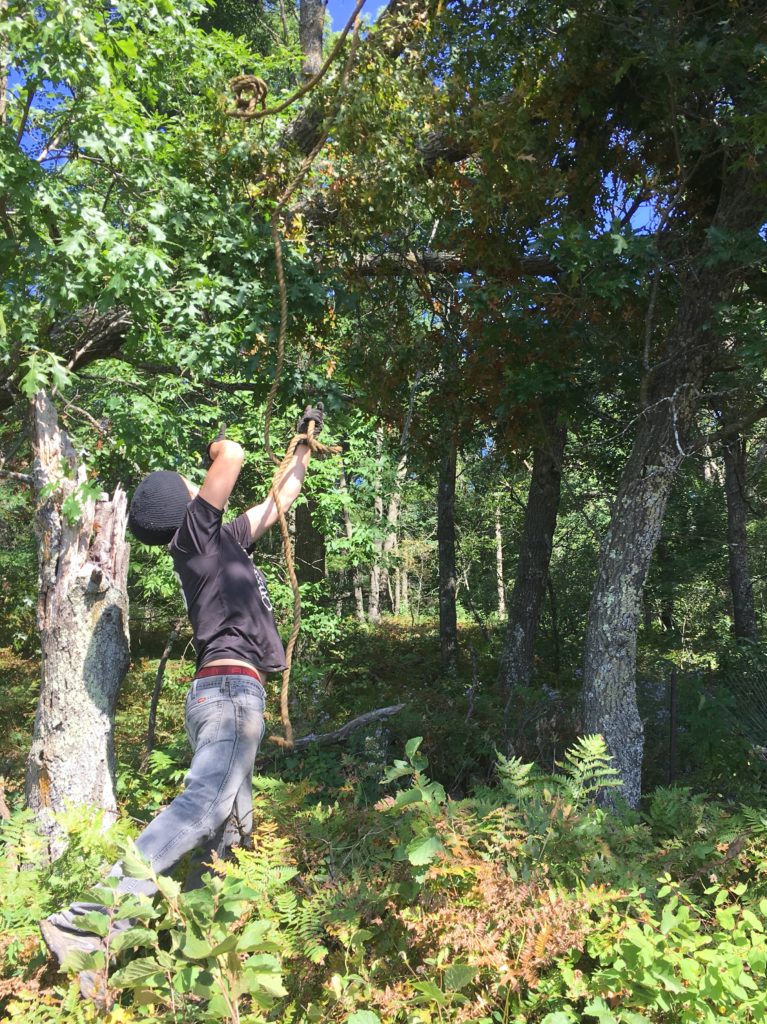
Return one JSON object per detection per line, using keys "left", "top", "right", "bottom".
{"left": 227, "top": 75, "right": 268, "bottom": 119}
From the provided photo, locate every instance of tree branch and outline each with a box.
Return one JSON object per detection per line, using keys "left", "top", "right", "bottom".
{"left": 0, "top": 468, "right": 33, "bottom": 484}
{"left": 236, "top": 0, "right": 364, "bottom": 123}
{"left": 283, "top": 0, "right": 438, "bottom": 155}
{"left": 695, "top": 400, "right": 767, "bottom": 451}
{"left": 354, "top": 248, "right": 559, "bottom": 280}
{"left": 15, "top": 82, "right": 36, "bottom": 146}
{"left": 261, "top": 703, "right": 405, "bottom": 755}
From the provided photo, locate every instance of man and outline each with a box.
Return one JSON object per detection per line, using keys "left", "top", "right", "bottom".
{"left": 40, "top": 405, "right": 324, "bottom": 1001}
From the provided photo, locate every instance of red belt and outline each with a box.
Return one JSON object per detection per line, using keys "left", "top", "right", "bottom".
{"left": 195, "top": 664, "right": 263, "bottom": 683}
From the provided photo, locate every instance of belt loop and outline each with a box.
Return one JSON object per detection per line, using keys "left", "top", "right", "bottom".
{"left": 191, "top": 678, "right": 197, "bottom": 699}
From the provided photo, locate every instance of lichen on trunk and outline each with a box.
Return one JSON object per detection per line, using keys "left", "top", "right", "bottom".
{"left": 25, "top": 391, "right": 130, "bottom": 855}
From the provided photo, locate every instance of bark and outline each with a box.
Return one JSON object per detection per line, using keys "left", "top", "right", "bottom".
{"left": 339, "top": 464, "right": 365, "bottom": 620}
{"left": 498, "top": 419, "right": 566, "bottom": 696}
{"left": 400, "top": 567, "right": 409, "bottom": 610}
{"left": 380, "top": 373, "right": 419, "bottom": 615}
{"left": 299, "top": 0, "right": 326, "bottom": 82}
{"left": 583, "top": 397, "right": 685, "bottom": 808}
{"left": 701, "top": 442, "right": 723, "bottom": 485}
{"left": 295, "top": 496, "right": 326, "bottom": 583}
{"left": 723, "top": 432, "right": 758, "bottom": 641}
{"left": 25, "top": 391, "right": 130, "bottom": 855}
{"left": 495, "top": 504, "right": 506, "bottom": 617}
{"left": 437, "top": 433, "right": 458, "bottom": 670}
{"left": 368, "top": 426, "right": 384, "bottom": 624}
{"left": 583, "top": 168, "right": 766, "bottom": 808}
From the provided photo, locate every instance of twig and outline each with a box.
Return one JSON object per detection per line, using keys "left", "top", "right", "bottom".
{"left": 143, "top": 620, "right": 184, "bottom": 764}
{"left": 60, "top": 401, "right": 107, "bottom": 434}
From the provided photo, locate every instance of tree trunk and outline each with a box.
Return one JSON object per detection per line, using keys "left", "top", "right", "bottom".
{"left": 368, "top": 426, "right": 384, "bottom": 624}
{"left": 380, "top": 373, "right": 419, "bottom": 616}
{"left": 437, "top": 433, "right": 458, "bottom": 670}
{"left": 25, "top": 391, "right": 130, "bottom": 855}
{"left": 723, "top": 432, "right": 758, "bottom": 641}
{"left": 582, "top": 396, "right": 686, "bottom": 808}
{"left": 495, "top": 504, "right": 506, "bottom": 617}
{"left": 339, "top": 464, "right": 365, "bottom": 621}
{"left": 299, "top": 0, "right": 325, "bottom": 82}
{"left": 499, "top": 420, "right": 566, "bottom": 695}
{"left": 582, "top": 167, "right": 765, "bottom": 808}
{"left": 295, "top": 496, "right": 326, "bottom": 583}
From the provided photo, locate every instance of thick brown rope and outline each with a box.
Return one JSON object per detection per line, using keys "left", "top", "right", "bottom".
{"left": 263, "top": 18, "right": 361, "bottom": 467}
{"left": 260, "top": 20, "right": 360, "bottom": 748}
{"left": 267, "top": 424, "right": 341, "bottom": 748}
{"left": 227, "top": 75, "right": 268, "bottom": 118}
{"left": 225, "top": 0, "right": 365, "bottom": 123}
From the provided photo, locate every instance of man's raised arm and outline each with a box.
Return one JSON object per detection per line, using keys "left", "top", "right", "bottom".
{"left": 199, "top": 439, "right": 245, "bottom": 510}
{"left": 245, "top": 405, "right": 324, "bottom": 542}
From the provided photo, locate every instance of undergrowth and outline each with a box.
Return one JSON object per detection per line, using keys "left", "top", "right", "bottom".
{"left": 2, "top": 629, "right": 767, "bottom": 1023}
{"left": 2, "top": 732, "right": 767, "bottom": 1023}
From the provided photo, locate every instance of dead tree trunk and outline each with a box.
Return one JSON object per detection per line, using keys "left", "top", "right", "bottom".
{"left": 25, "top": 391, "right": 130, "bottom": 855}
{"left": 499, "top": 420, "right": 566, "bottom": 697}
{"left": 437, "top": 433, "right": 458, "bottom": 671}
{"left": 723, "top": 432, "right": 758, "bottom": 641}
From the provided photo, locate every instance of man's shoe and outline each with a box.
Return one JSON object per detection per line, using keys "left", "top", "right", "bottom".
{"left": 39, "top": 915, "right": 110, "bottom": 1008}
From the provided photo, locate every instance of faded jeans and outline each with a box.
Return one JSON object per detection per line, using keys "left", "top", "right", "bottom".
{"left": 56, "top": 673, "right": 266, "bottom": 932}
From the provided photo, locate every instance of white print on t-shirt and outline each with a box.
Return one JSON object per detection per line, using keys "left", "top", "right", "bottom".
{"left": 253, "top": 566, "right": 274, "bottom": 612}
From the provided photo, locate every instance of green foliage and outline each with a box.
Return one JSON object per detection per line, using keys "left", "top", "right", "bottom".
{"left": 4, "top": 709, "right": 767, "bottom": 1022}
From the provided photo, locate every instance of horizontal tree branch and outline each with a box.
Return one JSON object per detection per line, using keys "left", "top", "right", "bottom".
{"left": 0, "top": 468, "right": 33, "bottom": 484}
{"left": 693, "top": 399, "right": 767, "bottom": 453}
{"left": 261, "top": 702, "right": 405, "bottom": 756}
{"left": 109, "top": 356, "right": 268, "bottom": 394}
{"left": 353, "top": 248, "right": 559, "bottom": 280}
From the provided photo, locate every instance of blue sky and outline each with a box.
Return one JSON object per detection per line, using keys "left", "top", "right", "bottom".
{"left": 326, "top": 0, "right": 381, "bottom": 29}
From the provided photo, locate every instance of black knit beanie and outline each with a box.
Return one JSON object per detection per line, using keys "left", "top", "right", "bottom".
{"left": 128, "top": 471, "right": 191, "bottom": 546}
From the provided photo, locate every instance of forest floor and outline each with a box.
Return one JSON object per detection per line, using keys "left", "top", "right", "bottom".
{"left": 1, "top": 627, "right": 767, "bottom": 1023}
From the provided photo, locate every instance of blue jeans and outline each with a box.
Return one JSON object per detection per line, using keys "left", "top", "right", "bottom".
{"left": 57, "top": 674, "right": 266, "bottom": 929}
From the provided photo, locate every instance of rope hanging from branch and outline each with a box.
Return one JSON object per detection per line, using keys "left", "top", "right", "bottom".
{"left": 223, "top": 15, "right": 360, "bottom": 748}
{"left": 225, "top": 0, "right": 365, "bottom": 123}
{"left": 267, "top": 422, "right": 340, "bottom": 749}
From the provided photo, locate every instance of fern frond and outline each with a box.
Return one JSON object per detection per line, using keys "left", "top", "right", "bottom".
{"left": 496, "top": 753, "right": 536, "bottom": 798}
{"left": 560, "top": 734, "right": 621, "bottom": 805}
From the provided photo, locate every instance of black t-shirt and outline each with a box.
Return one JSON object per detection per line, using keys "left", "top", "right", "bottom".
{"left": 169, "top": 495, "right": 286, "bottom": 674}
